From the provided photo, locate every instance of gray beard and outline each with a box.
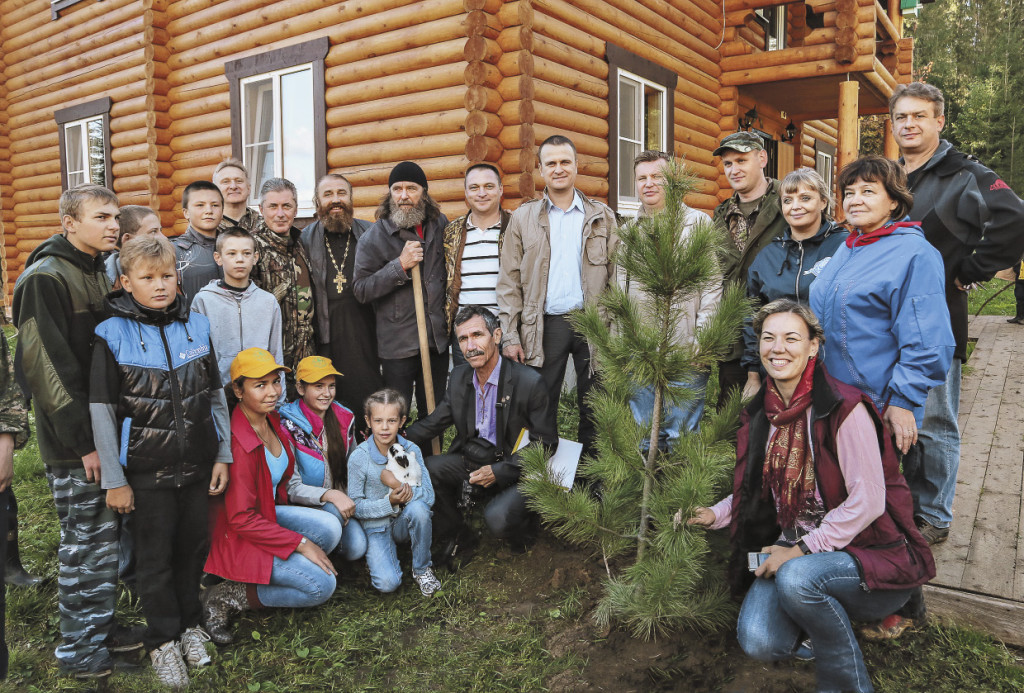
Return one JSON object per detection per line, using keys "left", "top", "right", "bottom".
{"left": 390, "top": 202, "right": 426, "bottom": 229}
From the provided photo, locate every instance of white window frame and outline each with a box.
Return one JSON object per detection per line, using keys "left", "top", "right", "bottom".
{"left": 62, "top": 115, "right": 106, "bottom": 189}
{"left": 755, "top": 6, "right": 787, "bottom": 51}
{"left": 239, "top": 64, "right": 315, "bottom": 216}
{"left": 815, "top": 149, "right": 834, "bottom": 193}
{"left": 616, "top": 69, "right": 669, "bottom": 218}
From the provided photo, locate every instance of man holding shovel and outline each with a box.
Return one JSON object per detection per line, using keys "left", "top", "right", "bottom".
{"left": 354, "top": 161, "right": 450, "bottom": 422}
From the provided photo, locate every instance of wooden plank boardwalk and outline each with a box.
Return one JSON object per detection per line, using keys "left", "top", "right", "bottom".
{"left": 923, "top": 315, "right": 1024, "bottom": 645}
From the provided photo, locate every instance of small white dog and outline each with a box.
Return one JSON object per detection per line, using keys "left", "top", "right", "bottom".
{"left": 385, "top": 443, "right": 422, "bottom": 487}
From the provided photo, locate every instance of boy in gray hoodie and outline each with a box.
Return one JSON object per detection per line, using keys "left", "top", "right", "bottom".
{"left": 191, "top": 227, "right": 284, "bottom": 392}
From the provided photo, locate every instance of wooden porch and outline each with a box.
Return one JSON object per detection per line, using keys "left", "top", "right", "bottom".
{"left": 923, "top": 315, "right": 1024, "bottom": 646}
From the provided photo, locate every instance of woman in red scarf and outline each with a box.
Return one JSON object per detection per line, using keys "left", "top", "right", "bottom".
{"left": 690, "top": 300, "right": 934, "bottom": 693}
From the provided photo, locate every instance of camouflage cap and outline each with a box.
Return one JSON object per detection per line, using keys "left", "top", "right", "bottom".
{"left": 713, "top": 131, "right": 766, "bottom": 157}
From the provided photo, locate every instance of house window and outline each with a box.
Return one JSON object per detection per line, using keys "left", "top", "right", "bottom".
{"left": 815, "top": 141, "right": 836, "bottom": 193}
{"left": 55, "top": 97, "right": 112, "bottom": 192}
{"left": 752, "top": 129, "right": 779, "bottom": 179}
{"left": 606, "top": 44, "right": 677, "bottom": 215}
{"left": 50, "top": 0, "right": 85, "bottom": 20}
{"left": 754, "top": 6, "right": 787, "bottom": 51}
{"left": 226, "top": 38, "right": 328, "bottom": 217}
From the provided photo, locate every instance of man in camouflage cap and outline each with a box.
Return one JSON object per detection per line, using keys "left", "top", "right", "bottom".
{"left": 711, "top": 131, "right": 787, "bottom": 408}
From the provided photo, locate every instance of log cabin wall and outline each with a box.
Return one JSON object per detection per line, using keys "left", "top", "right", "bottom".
{"left": 0, "top": 9, "right": 10, "bottom": 305}
{"left": 0, "top": 0, "right": 157, "bottom": 300}
{"left": 528, "top": 0, "right": 724, "bottom": 215}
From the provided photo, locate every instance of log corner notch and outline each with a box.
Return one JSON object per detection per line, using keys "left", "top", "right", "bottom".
{"left": 464, "top": 0, "right": 508, "bottom": 183}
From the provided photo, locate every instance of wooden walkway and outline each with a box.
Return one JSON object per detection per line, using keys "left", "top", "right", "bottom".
{"left": 923, "top": 315, "right": 1024, "bottom": 645}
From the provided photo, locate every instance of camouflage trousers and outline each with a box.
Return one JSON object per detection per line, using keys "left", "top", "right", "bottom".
{"left": 45, "top": 467, "right": 118, "bottom": 672}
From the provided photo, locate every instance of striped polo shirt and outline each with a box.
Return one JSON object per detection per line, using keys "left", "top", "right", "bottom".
{"left": 459, "top": 216, "right": 502, "bottom": 314}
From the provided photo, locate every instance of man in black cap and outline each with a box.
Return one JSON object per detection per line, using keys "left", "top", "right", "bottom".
{"left": 353, "top": 161, "right": 451, "bottom": 417}
{"left": 711, "top": 131, "right": 786, "bottom": 407}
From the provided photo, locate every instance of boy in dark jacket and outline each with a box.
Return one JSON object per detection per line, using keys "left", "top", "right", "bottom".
{"left": 90, "top": 234, "right": 231, "bottom": 688}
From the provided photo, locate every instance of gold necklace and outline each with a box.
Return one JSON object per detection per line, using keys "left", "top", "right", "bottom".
{"left": 324, "top": 232, "right": 352, "bottom": 293}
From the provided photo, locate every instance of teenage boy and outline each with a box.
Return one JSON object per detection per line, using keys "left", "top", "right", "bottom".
{"left": 105, "top": 205, "right": 162, "bottom": 289}
{"left": 173, "top": 180, "right": 224, "bottom": 306}
{"left": 13, "top": 184, "right": 138, "bottom": 679}
{"left": 90, "top": 234, "right": 231, "bottom": 688}
{"left": 191, "top": 227, "right": 284, "bottom": 397}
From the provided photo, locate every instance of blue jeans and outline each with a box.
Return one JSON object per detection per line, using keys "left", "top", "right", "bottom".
{"left": 904, "top": 358, "right": 961, "bottom": 528}
{"left": 737, "top": 551, "right": 913, "bottom": 693}
{"left": 628, "top": 370, "right": 710, "bottom": 451}
{"left": 364, "top": 499, "right": 433, "bottom": 593}
{"left": 256, "top": 505, "right": 341, "bottom": 608}
{"left": 320, "top": 503, "right": 368, "bottom": 561}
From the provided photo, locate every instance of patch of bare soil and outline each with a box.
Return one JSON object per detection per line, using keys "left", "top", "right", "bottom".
{"left": 466, "top": 533, "right": 817, "bottom": 693}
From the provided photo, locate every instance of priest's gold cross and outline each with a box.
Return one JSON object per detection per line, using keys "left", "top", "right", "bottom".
{"left": 333, "top": 272, "right": 347, "bottom": 292}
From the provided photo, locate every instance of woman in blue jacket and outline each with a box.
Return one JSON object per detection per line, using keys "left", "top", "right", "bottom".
{"left": 742, "top": 168, "right": 849, "bottom": 399}
{"left": 810, "top": 156, "right": 954, "bottom": 455}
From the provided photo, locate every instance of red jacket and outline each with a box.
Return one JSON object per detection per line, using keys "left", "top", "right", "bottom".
{"left": 205, "top": 406, "right": 302, "bottom": 584}
{"left": 728, "top": 365, "right": 935, "bottom": 595}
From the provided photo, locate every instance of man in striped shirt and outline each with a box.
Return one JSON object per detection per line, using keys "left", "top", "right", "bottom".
{"left": 443, "top": 163, "right": 511, "bottom": 367}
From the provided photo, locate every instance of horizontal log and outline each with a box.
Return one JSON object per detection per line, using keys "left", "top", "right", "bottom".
{"left": 325, "top": 64, "right": 464, "bottom": 112}
{"left": 466, "top": 111, "right": 503, "bottom": 137}
{"left": 111, "top": 111, "right": 152, "bottom": 134}
{"left": 533, "top": 101, "right": 608, "bottom": 138}
{"left": 110, "top": 126, "right": 150, "bottom": 150}
{"left": 166, "top": 81, "right": 230, "bottom": 119}
{"left": 170, "top": 164, "right": 217, "bottom": 187}
{"left": 349, "top": 178, "right": 471, "bottom": 206}
{"left": 533, "top": 0, "right": 721, "bottom": 88}
{"left": 110, "top": 93, "right": 170, "bottom": 120}
{"left": 465, "top": 85, "right": 503, "bottom": 113}
{"left": 2, "top": 0, "right": 136, "bottom": 58}
{"left": 328, "top": 13, "right": 468, "bottom": 69}
{"left": 720, "top": 52, "right": 873, "bottom": 85}
{"left": 3, "top": 119, "right": 56, "bottom": 144}
{"left": 9, "top": 132, "right": 59, "bottom": 157}
{"left": 466, "top": 0, "right": 502, "bottom": 13}
{"left": 466, "top": 9, "right": 503, "bottom": 39}
{"left": 673, "top": 110, "right": 720, "bottom": 148}
{"left": 498, "top": 100, "right": 535, "bottom": 126}
{"left": 7, "top": 64, "right": 148, "bottom": 120}
{"left": 503, "top": 172, "right": 537, "bottom": 199}
{"left": 635, "top": 0, "right": 722, "bottom": 45}
{"left": 166, "top": 110, "right": 231, "bottom": 140}
{"left": 13, "top": 200, "right": 59, "bottom": 217}
{"left": 498, "top": 50, "right": 535, "bottom": 78}
{"left": 10, "top": 145, "right": 61, "bottom": 169}
{"left": 169, "top": 128, "right": 231, "bottom": 155}
{"left": 498, "top": 148, "right": 538, "bottom": 174}
{"left": 327, "top": 86, "right": 468, "bottom": 130}
{"left": 465, "top": 61, "right": 504, "bottom": 89}
{"left": 327, "top": 133, "right": 468, "bottom": 169}
{"left": 327, "top": 109, "right": 472, "bottom": 149}
{"left": 498, "top": 75, "right": 536, "bottom": 103}
{"left": 532, "top": 124, "right": 607, "bottom": 158}
{"left": 531, "top": 32, "right": 607, "bottom": 81}
{"left": 498, "top": 0, "right": 535, "bottom": 28}
{"left": 326, "top": 39, "right": 466, "bottom": 88}
{"left": 112, "top": 143, "right": 163, "bottom": 164}
{"left": 113, "top": 159, "right": 173, "bottom": 179}
{"left": 721, "top": 42, "right": 839, "bottom": 71}
{"left": 11, "top": 186, "right": 63, "bottom": 206}
{"left": 576, "top": 157, "right": 609, "bottom": 178}
{"left": 498, "top": 124, "right": 537, "bottom": 152}
{"left": 497, "top": 25, "right": 533, "bottom": 54}
{"left": 343, "top": 155, "right": 472, "bottom": 187}
{"left": 166, "top": 0, "right": 326, "bottom": 32}
{"left": 531, "top": 9, "right": 604, "bottom": 58}
{"left": 598, "top": 0, "right": 721, "bottom": 65}
{"left": 464, "top": 136, "right": 504, "bottom": 162}
{"left": 677, "top": 93, "right": 724, "bottom": 134}
{"left": 10, "top": 171, "right": 62, "bottom": 193}
{"left": 463, "top": 36, "right": 503, "bottom": 63}
{"left": 532, "top": 56, "right": 607, "bottom": 100}
{"left": 534, "top": 80, "right": 607, "bottom": 119}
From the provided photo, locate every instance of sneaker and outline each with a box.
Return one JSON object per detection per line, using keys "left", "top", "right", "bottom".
{"left": 150, "top": 640, "right": 190, "bottom": 689}
{"left": 915, "top": 518, "right": 950, "bottom": 546}
{"left": 107, "top": 622, "right": 146, "bottom": 653}
{"left": 413, "top": 567, "right": 442, "bottom": 597}
{"left": 859, "top": 614, "right": 918, "bottom": 641}
{"left": 794, "top": 638, "right": 814, "bottom": 661}
{"left": 180, "top": 626, "right": 213, "bottom": 668}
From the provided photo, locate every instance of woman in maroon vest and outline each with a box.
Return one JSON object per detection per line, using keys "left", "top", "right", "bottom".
{"left": 690, "top": 299, "right": 934, "bottom": 693}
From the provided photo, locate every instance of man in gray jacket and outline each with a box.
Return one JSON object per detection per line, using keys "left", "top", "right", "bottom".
{"left": 497, "top": 135, "right": 618, "bottom": 457}
{"left": 301, "top": 174, "right": 382, "bottom": 417}
{"left": 353, "top": 162, "right": 449, "bottom": 418}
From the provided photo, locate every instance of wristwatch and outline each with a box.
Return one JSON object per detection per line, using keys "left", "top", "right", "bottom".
{"left": 796, "top": 539, "right": 811, "bottom": 555}
{"left": 299, "top": 537, "right": 308, "bottom": 546}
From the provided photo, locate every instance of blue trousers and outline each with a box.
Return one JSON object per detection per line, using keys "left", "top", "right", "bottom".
{"left": 737, "top": 551, "right": 913, "bottom": 693}
{"left": 364, "top": 499, "right": 433, "bottom": 593}
{"left": 320, "top": 502, "right": 368, "bottom": 561}
{"left": 629, "top": 370, "right": 710, "bottom": 451}
{"left": 256, "top": 505, "right": 341, "bottom": 608}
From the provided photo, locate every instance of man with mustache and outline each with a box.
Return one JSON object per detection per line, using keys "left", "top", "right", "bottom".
{"left": 301, "top": 174, "right": 383, "bottom": 420}
{"left": 353, "top": 161, "right": 450, "bottom": 418}
{"left": 250, "top": 177, "right": 316, "bottom": 397}
{"left": 405, "top": 305, "right": 556, "bottom": 565}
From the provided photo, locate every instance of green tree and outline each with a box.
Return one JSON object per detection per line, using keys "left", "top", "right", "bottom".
{"left": 520, "top": 160, "right": 750, "bottom": 638}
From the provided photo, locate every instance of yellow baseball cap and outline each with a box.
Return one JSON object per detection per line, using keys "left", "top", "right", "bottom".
{"left": 295, "top": 355, "right": 343, "bottom": 384}
{"left": 230, "top": 348, "right": 291, "bottom": 381}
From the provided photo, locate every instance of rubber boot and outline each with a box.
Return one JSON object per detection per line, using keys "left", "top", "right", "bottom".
{"left": 4, "top": 527, "right": 41, "bottom": 587}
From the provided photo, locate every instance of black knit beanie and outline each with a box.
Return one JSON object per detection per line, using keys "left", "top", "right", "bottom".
{"left": 388, "top": 161, "right": 428, "bottom": 190}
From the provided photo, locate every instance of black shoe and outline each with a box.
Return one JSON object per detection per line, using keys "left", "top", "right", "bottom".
{"left": 915, "top": 517, "right": 949, "bottom": 545}
{"left": 1007, "top": 316, "right": 1024, "bottom": 324}
{"left": 61, "top": 657, "right": 144, "bottom": 680}
{"left": 107, "top": 623, "right": 145, "bottom": 653}
{"left": 5, "top": 528, "right": 42, "bottom": 587}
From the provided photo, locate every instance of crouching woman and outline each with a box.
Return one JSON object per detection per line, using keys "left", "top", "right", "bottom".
{"left": 202, "top": 349, "right": 342, "bottom": 644}
{"left": 689, "top": 300, "right": 934, "bottom": 693}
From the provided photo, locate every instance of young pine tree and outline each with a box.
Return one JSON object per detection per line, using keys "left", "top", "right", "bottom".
{"left": 520, "top": 159, "right": 750, "bottom": 638}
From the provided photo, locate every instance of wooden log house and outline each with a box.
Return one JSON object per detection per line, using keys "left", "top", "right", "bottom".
{"left": 0, "top": 0, "right": 924, "bottom": 300}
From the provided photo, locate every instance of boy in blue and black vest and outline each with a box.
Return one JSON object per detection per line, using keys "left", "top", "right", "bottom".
{"left": 90, "top": 234, "right": 231, "bottom": 688}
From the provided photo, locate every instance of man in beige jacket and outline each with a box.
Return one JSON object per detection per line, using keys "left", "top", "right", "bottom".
{"left": 496, "top": 134, "right": 618, "bottom": 457}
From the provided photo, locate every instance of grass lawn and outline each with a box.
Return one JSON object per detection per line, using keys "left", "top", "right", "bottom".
{"left": 2, "top": 332, "right": 1024, "bottom": 691}
{"left": 968, "top": 278, "right": 1018, "bottom": 317}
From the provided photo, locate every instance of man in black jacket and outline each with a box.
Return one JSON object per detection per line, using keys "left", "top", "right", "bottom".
{"left": 353, "top": 161, "right": 449, "bottom": 417}
{"left": 891, "top": 82, "right": 1024, "bottom": 544}
{"left": 301, "top": 173, "right": 382, "bottom": 417}
{"left": 406, "top": 305, "right": 556, "bottom": 562}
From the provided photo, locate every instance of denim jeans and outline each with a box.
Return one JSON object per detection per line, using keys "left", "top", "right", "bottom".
{"left": 904, "top": 358, "right": 961, "bottom": 528}
{"left": 320, "top": 503, "right": 368, "bottom": 561}
{"left": 629, "top": 370, "right": 710, "bottom": 451}
{"left": 364, "top": 499, "right": 433, "bottom": 593}
{"left": 737, "top": 551, "right": 913, "bottom": 693}
{"left": 256, "top": 505, "right": 341, "bottom": 608}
